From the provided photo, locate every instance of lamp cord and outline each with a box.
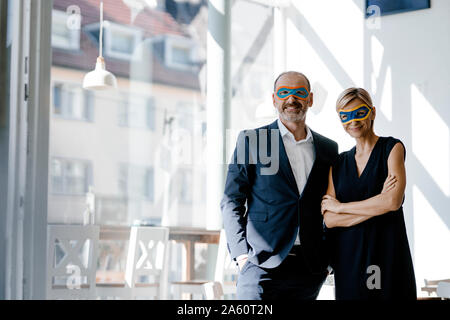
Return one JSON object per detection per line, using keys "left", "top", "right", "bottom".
{"left": 99, "top": 1, "right": 103, "bottom": 58}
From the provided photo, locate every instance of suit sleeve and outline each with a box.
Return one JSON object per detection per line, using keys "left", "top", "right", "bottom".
{"left": 220, "top": 131, "right": 252, "bottom": 260}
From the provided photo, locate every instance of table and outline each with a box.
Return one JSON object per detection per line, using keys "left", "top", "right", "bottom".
{"left": 99, "top": 225, "right": 220, "bottom": 281}
{"left": 421, "top": 278, "right": 450, "bottom": 298}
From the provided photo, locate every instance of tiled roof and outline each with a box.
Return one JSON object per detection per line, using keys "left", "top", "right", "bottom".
{"left": 52, "top": 0, "right": 202, "bottom": 90}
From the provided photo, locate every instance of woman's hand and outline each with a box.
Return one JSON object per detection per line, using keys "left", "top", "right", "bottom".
{"left": 322, "top": 211, "right": 335, "bottom": 228}
{"left": 321, "top": 195, "right": 343, "bottom": 215}
{"left": 381, "top": 174, "right": 397, "bottom": 194}
{"left": 323, "top": 211, "right": 342, "bottom": 228}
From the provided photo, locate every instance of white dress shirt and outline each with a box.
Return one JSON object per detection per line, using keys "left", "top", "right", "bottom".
{"left": 277, "top": 119, "right": 315, "bottom": 245}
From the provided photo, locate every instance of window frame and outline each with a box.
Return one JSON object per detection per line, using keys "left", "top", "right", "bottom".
{"left": 5, "top": 0, "right": 230, "bottom": 300}
{"left": 2, "top": 0, "right": 53, "bottom": 300}
{"left": 50, "top": 157, "right": 93, "bottom": 196}
{"left": 51, "top": 80, "right": 95, "bottom": 122}
{"left": 117, "top": 92, "right": 155, "bottom": 130}
{"left": 164, "top": 35, "right": 197, "bottom": 71}
{"left": 103, "top": 22, "right": 142, "bottom": 60}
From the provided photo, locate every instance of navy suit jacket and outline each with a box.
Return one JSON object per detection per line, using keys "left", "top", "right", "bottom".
{"left": 221, "top": 120, "right": 338, "bottom": 273}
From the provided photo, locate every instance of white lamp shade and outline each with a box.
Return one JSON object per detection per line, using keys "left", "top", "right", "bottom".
{"left": 83, "top": 57, "right": 117, "bottom": 90}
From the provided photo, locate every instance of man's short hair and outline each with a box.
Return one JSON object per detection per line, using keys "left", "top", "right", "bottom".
{"left": 273, "top": 71, "right": 311, "bottom": 92}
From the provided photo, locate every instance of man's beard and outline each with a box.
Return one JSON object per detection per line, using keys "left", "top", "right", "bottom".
{"left": 278, "top": 102, "right": 307, "bottom": 122}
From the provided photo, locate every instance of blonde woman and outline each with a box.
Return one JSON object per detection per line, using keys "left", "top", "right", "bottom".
{"left": 321, "top": 88, "right": 416, "bottom": 300}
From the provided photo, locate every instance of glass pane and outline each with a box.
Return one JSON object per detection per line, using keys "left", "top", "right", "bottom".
{"left": 230, "top": 1, "right": 275, "bottom": 132}
{"left": 53, "top": 85, "right": 62, "bottom": 115}
{"left": 51, "top": 0, "right": 207, "bottom": 226}
{"left": 49, "top": 0, "right": 209, "bottom": 293}
{"left": 172, "top": 46, "right": 190, "bottom": 65}
{"left": 52, "top": 21, "right": 71, "bottom": 46}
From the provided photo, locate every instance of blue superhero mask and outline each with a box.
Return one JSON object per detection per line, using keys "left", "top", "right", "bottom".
{"left": 276, "top": 86, "right": 309, "bottom": 100}
{"left": 338, "top": 104, "right": 372, "bottom": 124}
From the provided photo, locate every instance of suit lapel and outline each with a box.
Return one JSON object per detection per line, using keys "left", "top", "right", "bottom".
{"left": 311, "top": 130, "right": 325, "bottom": 165}
{"left": 299, "top": 129, "right": 326, "bottom": 198}
{"left": 270, "top": 120, "right": 299, "bottom": 195}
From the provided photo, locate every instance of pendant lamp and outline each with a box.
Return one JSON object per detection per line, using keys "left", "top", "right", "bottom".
{"left": 83, "top": 1, "right": 117, "bottom": 90}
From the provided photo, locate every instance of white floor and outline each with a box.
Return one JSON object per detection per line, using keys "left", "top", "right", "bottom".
{"left": 317, "top": 284, "right": 335, "bottom": 300}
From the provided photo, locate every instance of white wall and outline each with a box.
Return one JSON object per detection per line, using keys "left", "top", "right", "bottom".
{"left": 282, "top": 0, "right": 450, "bottom": 295}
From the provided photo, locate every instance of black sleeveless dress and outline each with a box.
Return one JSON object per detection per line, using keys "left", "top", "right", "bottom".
{"left": 329, "top": 136, "right": 416, "bottom": 300}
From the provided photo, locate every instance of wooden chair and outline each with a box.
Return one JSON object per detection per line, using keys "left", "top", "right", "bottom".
{"left": 96, "top": 226, "right": 170, "bottom": 299}
{"left": 46, "top": 225, "right": 99, "bottom": 300}
{"left": 171, "top": 229, "right": 238, "bottom": 299}
{"left": 202, "top": 281, "right": 224, "bottom": 300}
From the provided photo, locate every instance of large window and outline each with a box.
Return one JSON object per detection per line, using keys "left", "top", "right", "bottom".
{"left": 50, "top": 0, "right": 207, "bottom": 229}
{"left": 49, "top": 0, "right": 209, "bottom": 288}
{"left": 46, "top": 0, "right": 280, "bottom": 299}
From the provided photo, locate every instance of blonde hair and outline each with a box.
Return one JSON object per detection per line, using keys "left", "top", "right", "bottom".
{"left": 336, "top": 87, "right": 374, "bottom": 112}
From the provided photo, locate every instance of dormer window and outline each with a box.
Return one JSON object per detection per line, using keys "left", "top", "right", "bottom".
{"left": 105, "top": 22, "right": 142, "bottom": 60}
{"left": 165, "top": 35, "right": 196, "bottom": 70}
{"left": 52, "top": 10, "right": 80, "bottom": 50}
{"left": 172, "top": 46, "right": 191, "bottom": 65}
{"left": 85, "top": 22, "right": 142, "bottom": 60}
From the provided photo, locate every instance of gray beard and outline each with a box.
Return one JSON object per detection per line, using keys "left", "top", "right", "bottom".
{"left": 279, "top": 110, "right": 306, "bottom": 122}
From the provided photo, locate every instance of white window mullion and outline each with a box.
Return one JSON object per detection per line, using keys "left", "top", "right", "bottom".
{"left": 5, "top": 0, "right": 31, "bottom": 300}
{"left": 23, "top": 0, "right": 52, "bottom": 300}
{"left": 15, "top": 0, "right": 32, "bottom": 300}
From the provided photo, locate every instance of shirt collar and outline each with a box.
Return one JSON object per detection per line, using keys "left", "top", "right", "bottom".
{"left": 277, "top": 118, "right": 313, "bottom": 143}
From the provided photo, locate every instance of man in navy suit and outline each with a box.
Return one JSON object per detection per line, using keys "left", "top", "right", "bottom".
{"left": 221, "top": 71, "right": 338, "bottom": 300}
